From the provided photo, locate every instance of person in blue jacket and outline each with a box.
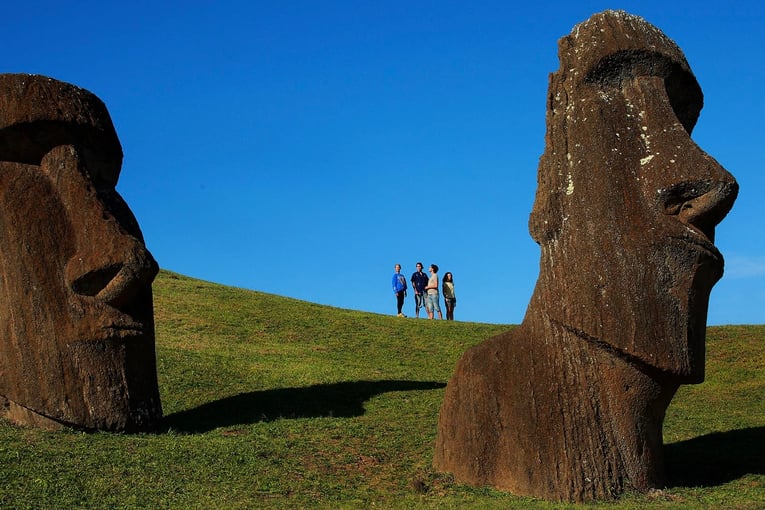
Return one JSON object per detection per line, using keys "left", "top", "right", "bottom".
{"left": 392, "top": 263, "right": 407, "bottom": 317}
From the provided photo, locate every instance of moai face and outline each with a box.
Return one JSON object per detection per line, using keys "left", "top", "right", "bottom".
{"left": 0, "top": 74, "right": 161, "bottom": 430}
{"left": 528, "top": 13, "right": 737, "bottom": 381}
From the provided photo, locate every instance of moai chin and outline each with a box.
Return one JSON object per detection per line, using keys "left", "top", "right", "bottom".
{"left": 433, "top": 11, "right": 737, "bottom": 502}
{"left": 0, "top": 74, "right": 162, "bottom": 432}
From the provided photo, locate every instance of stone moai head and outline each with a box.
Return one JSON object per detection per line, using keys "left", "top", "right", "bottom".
{"left": 528, "top": 11, "right": 737, "bottom": 382}
{"left": 0, "top": 74, "right": 162, "bottom": 431}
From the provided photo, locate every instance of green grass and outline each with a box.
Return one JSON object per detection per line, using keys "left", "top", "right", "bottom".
{"left": 1, "top": 270, "right": 763, "bottom": 509}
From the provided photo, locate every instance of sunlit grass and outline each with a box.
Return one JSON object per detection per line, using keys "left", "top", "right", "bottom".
{"left": 1, "top": 270, "right": 762, "bottom": 509}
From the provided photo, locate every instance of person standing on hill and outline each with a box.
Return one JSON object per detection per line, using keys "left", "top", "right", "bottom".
{"left": 392, "top": 263, "right": 408, "bottom": 317}
{"left": 442, "top": 271, "right": 456, "bottom": 320}
{"left": 410, "top": 262, "right": 428, "bottom": 318}
{"left": 425, "top": 264, "right": 443, "bottom": 320}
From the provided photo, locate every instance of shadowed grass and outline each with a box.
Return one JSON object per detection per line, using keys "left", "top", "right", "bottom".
{"left": 0, "top": 270, "right": 763, "bottom": 509}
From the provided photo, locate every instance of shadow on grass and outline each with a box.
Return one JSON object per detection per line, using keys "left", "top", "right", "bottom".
{"left": 665, "top": 426, "right": 765, "bottom": 487}
{"left": 163, "top": 379, "right": 446, "bottom": 433}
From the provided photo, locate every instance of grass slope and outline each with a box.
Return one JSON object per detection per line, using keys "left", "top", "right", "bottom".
{"left": 0, "top": 270, "right": 763, "bottom": 509}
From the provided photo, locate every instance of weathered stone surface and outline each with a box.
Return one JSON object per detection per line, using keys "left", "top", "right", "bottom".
{"left": 0, "top": 74, "right": 162, "bottom": 432}
{"left": 433, "top": 11, "right": 737, "bottom": 502}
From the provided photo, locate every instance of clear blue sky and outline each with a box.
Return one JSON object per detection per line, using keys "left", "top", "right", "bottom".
{"left": 3, "top": 1, "right": 762, "bottom": 324}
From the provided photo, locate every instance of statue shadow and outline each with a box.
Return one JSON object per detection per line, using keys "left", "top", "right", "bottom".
{"left": 665, "top": 426, "right": 765, "bottom": 487}
{"left": 163, "top": 379, "right": 445, "bottom": 433}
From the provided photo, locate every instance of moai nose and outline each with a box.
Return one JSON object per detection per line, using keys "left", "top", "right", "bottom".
{"left": 661, "top": 179, "right": 739, "bottom": 243}
{"left": 69, "top": 245, "right": 158, "bottom": 309}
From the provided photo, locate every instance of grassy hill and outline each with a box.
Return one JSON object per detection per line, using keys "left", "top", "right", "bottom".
{"left": 1, "top": 270, "right": 763, "bottom": 509}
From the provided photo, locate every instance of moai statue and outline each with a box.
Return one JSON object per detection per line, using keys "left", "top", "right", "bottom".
{"left": 0, "top": 74, "right": 162, "bottom": 432}
{"left": 434, "top": 11, "right": 737, "bottom": 502}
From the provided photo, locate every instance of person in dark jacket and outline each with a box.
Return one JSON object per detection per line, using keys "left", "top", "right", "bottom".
{"left": 410, "top": 262, "right": 428, "bottom": 318}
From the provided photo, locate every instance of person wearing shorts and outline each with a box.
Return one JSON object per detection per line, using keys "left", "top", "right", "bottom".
{"left": 425, "top": 264, "right": 443, "bottom": 320}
